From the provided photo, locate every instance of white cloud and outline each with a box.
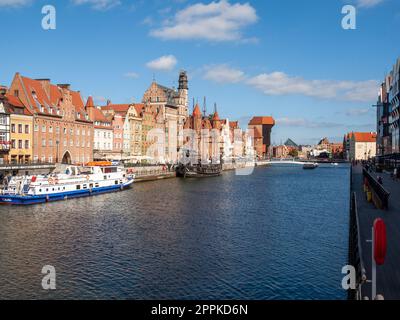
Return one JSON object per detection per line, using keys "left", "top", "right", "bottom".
{"left": 146, "top": 55, "right": 178, "bottom": 72}
{"left": 203, "top": 65, "right": 245, "bottom": 83}
{"left": 71, "top": 0, "right": 121, "bottom": 10}
{"left": 0, "top": 0, "right": 31, "bottom": 7}
{"left": 246, "top": 72, "right": 379, "bottom": 102}
{"left": 124, "top": 72, "right": 140, "bottom": 79}
{"left": 276, "top": 118, "right": 343, "bottom": 129}
{"left": 356, "top": 0, "right": 385, "bottom": 8}
{"left": 345, "top": 108, "right": 371, "bottom": 116}
{"left": 150, "top": 0, "right": 258, "bottom": 42}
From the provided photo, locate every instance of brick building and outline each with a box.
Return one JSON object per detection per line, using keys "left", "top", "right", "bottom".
{"left": 248, "top": 116, "right": 275, "bottom": 159}
{"left": 8, "top": 73, "right": 94, "bottom": 164}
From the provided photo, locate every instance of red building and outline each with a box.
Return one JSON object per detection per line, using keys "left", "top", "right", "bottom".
{"left": 248, "top": 117, "right": 275, "bottom": 159}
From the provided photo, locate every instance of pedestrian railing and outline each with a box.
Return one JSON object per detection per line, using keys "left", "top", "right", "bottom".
{"left": 348, "top": 191, "right": 367, "bottom": 300}
{"left": 363, "top": 168, "right": 390, "bottom": 209}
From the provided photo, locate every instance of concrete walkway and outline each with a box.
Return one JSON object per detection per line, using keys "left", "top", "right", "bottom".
{"left": 353, "top": 165, "right": 400, "bottom": 299}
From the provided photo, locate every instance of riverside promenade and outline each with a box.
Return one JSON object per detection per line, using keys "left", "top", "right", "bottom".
{"left": 352, "top": 164, "right": 400, "bottom": 299}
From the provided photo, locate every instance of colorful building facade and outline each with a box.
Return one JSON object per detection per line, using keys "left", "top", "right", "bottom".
{"left": 8, "top": 73, "right": 94, "bottom": 164}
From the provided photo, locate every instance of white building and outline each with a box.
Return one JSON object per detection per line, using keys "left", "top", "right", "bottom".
{"left": 347, "top": 132, "right": 377, "bottom": 161}
{"left": 85, "top": 97, "right": 113, "bottom": 154}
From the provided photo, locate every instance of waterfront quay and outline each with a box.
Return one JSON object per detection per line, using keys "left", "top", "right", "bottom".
{"left": 350, "top": 164, "right": 400, "bottom": 299}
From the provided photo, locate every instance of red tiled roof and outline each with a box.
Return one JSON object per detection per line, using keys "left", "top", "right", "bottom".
{"left": 229, "top": 121, "right": 239, "bottom": 129}
{"left": 212, "top": 111, "right": 220, "bottom": 121}
{"left": 86, "top": 96, "right": 94, "bottom": 108}
{"left": 134, "top": 104, "right": 144, "bottom": 116}
{"left": 193, "top": 104, "right": 201, "bottom": 117}
{"left": 4, "top": 94, "right": 32, "bottom": 116}
{"left": 18, "top": 75, "right": 88, "bottom": 119}
{"left": 249, "top": 116, "right": 275, "bottom": 126}
{"left": 101, "top": 104, "right": 130, "bottom": 113}
{"left": 352, "top": 132, "right": 376, "bottom": 143}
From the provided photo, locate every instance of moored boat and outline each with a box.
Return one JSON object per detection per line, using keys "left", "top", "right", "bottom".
{"left": 0, "top": 164, "right": 134, "bottom": 205}
{"left": 176, "top": 163, "right": 222, "bottom": 178}
{"left": 303, "top": 163, "right": 319, "bottom": 170}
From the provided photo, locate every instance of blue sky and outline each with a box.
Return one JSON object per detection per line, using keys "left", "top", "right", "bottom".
{"left": 0, "top": 0, "right": 399, "bottom": 145}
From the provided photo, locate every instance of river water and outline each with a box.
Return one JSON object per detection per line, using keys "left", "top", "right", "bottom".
{"left": 0, "top": 165, "right": 349, "bottom": 300}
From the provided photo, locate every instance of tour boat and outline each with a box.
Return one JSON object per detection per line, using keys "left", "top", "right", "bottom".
{"left": 0, "top": 165, "right": 135, "bottom": 205}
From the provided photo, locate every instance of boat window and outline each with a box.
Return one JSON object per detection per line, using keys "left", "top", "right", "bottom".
{"left": 104, "top": 176, "right": 107, "bottom": 180}
{"left": 76, "top": 185, "right": 81, "bottom": 190}
{"left": 95, "top": 183, "right": 99, "bottom": 187}
{"left": 115, "top": 180, "right": 118, "bottom": 185}
{"left": 83, "top": 184, "right": 87, "bottom": 189}
{"left": 89, "top": 184, "right": 93, "bottom": 188}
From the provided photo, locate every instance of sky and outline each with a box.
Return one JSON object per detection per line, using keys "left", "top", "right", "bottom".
{"left": 0, "top": 0, "right": 399, "bottom": 145}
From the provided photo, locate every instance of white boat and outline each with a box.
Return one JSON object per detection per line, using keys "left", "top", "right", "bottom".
{"left": 0, "top": 165, "right": 135, "bottom": 205}
{"left": 303, "top": 163, "right": 319, "bottom": 170}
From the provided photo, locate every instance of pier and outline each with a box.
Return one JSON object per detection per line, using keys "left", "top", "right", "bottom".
{"left": 350, "top": 164, "right": 400, "bottom": 299}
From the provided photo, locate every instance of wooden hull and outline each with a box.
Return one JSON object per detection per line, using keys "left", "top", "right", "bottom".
{"left": 176, "top": 164, "right": 222, "bottom": 178}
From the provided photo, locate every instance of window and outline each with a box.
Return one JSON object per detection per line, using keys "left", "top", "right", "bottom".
{"left": 49, "top": 140, "right": 53, "bottom": 147}
{"left": 42, "top": 125, "right": 46, "bottom": 133}
{"left": 63, "top": 128, "right": 67, "bottom": 134}
{"left": 25, "top": 140, "right": 29, "bottom": 149}
{"left": 18, "top": 124, "right": 22, "bottom": 133}
{"left": 34, "top": 124, "right": 39, "bottom": 132}
{"left": 25, "top": 125, "right": 29, "bottom": 134}
{"left": 14, "top": 90, "right": 19, "bottom": 97}
{"left": 56, "top": 126, "right": 60, "bottom": 134}
{"left": 42, "top": 139, "right": 46, "bottom": 147}
{"left": 18, "top": 140, "right": 22, "bottom": 149}
{"left": 49, "top": 126, "right": 53, "bottom": 133}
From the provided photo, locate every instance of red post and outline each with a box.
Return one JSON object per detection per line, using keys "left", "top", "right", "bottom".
{"left": 374, "top": 218, "right": 387, "bottom": 266}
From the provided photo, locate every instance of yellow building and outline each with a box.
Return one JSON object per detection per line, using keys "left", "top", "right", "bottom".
{"left": 6, "top": 94, "right": 33, "bottom": 164}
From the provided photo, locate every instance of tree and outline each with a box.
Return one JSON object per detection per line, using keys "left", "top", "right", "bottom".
{"left": 288, "top": 149, "right": 299, "bottom": 158}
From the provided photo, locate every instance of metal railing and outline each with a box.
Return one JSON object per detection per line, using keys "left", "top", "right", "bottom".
{"left": 363, "top": 168, "right": 390, "bottom": 209}
{"left": 0, "top": 161, "right": 56, "bottom": 168}
{"left": 348, "top": 191, "right": 367, "bottom": 300}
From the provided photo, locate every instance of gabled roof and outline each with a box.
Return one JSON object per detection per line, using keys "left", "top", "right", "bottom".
{"left": 17, "top": 74, "right": 88, "bottom": 120}
{"left": 284, "top": 138, "right": 298, "bottom": 147}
